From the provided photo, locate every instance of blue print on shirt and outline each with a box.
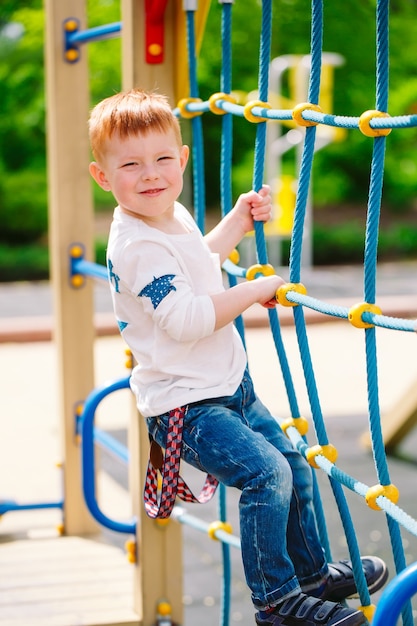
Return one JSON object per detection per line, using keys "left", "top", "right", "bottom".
{"left": 117, "top": 320, "right": 128, "bottom": 333}
{"left": 139, "top": 275, "right": 176, "bottom": 309}
{"left": 107, "top": 259, "right": 120, "bottom": 293}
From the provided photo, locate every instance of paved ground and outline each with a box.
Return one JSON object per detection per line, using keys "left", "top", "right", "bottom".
{"left": 1, "top": 261, "right": 417, "bottom": 625}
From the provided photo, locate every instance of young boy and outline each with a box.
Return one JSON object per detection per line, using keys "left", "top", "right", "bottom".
{"left": 88, "top": 89, "right": 387, "bottom": 625}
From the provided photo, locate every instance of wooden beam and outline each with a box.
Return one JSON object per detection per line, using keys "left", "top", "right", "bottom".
{"left": 361, "top": 380, "right": 417, "bottom": 452}
{"left": 121, "top": 2, "right": 184, "bottom": 623}
{"left": 44, "top": 0, "right": 98, "bottom": 535}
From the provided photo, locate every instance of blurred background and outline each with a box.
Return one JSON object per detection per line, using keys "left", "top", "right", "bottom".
{"left": 1, "top": 0, "right": 417, "bottom": 282}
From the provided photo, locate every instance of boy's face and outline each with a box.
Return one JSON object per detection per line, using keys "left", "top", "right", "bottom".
{"left": 89, "top": 127, "right": 189, "bottom": 224}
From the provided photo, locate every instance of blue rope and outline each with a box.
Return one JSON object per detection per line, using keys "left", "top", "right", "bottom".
{"left": 218, "top": 6, "right": 234, "bottom": 625}
{"left": 175, "top": 1, "right": 417, "bottom": 623}
{"left": 218, "top": 483, "right": 231, "bottom": 626}
{"left": 252, "top": 0, "right": 272, "bottom": 265}
{"left": 307, "top": 0, "right": 323, "bottom": 106}
{"left": 186, "top": 9, "right": 206, "bottom": 233}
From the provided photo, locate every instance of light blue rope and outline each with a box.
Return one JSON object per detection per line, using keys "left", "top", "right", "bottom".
{"left": 175, "top": 97, "right": 417, "bottom": 129}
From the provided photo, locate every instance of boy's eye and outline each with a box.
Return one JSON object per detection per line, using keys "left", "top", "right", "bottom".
{"left": 123, "top": 162, "right": 137, "bottom": 168}
{"left": 158, "top": 155, "right": 172, "bottom": 161}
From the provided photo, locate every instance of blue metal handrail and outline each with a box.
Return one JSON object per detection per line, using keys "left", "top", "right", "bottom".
{"left": 372, "top": 561, "right": 417, "bottom": 626}
{"left": 80, "top": 376, "right": 137, "bottom": 534}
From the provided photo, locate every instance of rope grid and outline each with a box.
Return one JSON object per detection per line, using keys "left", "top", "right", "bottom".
{"left": 176, "top": 1, "right": 417, "bottom": 625}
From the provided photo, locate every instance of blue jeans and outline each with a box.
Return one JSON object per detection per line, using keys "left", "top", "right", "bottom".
{"left": 146, "top": 369, "right": 328, "bottom": 609}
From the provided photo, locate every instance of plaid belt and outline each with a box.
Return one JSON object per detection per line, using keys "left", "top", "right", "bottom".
{"left": 143, "top": 405, "right": 219, "bottom": 519}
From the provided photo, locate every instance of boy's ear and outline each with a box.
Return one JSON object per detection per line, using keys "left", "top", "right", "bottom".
{"left": 89, "top": 161, "right": 111, "bottom": 191}
{"left": 180, "top": 145, "right": 190, "bottom": 173}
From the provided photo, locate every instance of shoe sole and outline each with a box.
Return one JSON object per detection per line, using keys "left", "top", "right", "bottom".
{"left": 255, "top": 608, "right": 366, "bottom": 626}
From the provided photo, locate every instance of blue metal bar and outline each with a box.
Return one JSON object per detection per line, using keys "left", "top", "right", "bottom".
{"left": 80, "top": 376, "right": 137, "bottom": 535}
{"left": 172, "top": 507, "right": 241, "bottom": 549}
{"left": 0, "top": 499, "right": 64, "bottom": 515}
{"left": 66, "top": 21, "right": 121, "bottom": 46}
{"left": 94, "top": 427, "right": 129, "bottom": 465}
{"left": 373, "top": 561, "right": 417, "bottom": 626}
{"left": 72, "top": 257, "right": 108, "bottom": 282}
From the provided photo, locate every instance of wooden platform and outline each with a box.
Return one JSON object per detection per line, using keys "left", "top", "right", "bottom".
{"left": 0, "top": 533, "right": 140, "bottom": 626}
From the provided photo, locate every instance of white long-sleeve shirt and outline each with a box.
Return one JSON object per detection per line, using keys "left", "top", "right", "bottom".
{"left": 107, "top": 202, "right": 247, "bottom": 417}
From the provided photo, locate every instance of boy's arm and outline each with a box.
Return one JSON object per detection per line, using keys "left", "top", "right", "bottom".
{"left": 204, "top": 185, "right": 272, "bottom": 264}
{"left": 210, "top": 274, "right": 285, "bottom": 330}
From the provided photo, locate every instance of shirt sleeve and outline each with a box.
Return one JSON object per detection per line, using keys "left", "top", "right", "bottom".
{"left": 118, "top": 239, "right": 216, "bottom": 342}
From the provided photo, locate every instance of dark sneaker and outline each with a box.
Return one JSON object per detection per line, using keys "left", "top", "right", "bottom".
{"left": 312, "top": 556, "right": 388, "bottom": 602}
{"left": 255, "top": 593, "right": 366, "bottom": 625}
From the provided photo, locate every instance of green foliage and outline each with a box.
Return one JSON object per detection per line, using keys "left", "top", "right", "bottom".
{"left": 0, "top": 168, "right": 48, "bottom": 244}
{"left": 313, "top": 223, "right": 366, "bottom": 265}
{"left": 0, "top": 0, "right": 121, "bottom": 258}
{"left": 87, "top": 0, "right": 121, "bottom": 103}
{"left": 0, "top": 242, "right": 49, "bottom": 282}
{"left": 0, "top": 237, "right": 109, "bottom": 282}
{"left": 0, "top": 3, "right": 45, "bottom": 174}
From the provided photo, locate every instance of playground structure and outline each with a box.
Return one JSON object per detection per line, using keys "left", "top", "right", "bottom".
{"left": 2, "top": 0, "right": 417, "bottom": 625}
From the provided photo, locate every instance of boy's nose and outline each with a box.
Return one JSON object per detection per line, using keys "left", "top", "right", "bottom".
{"left": 142, "top": 164, "right": 159, "bottom": 180}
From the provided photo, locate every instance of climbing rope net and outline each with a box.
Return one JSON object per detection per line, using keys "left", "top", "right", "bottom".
{"left": 173, "top": 1, "right": 417, "bottom": 625}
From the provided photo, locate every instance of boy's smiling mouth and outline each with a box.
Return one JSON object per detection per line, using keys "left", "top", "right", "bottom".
{"left": 141, "top": 188, "right": 165, "bottom": 195}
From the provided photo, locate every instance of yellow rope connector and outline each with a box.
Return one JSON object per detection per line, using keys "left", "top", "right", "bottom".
{"left": 348, "top": 302, "right": 382, "bottom": 329}
{"left": 292, "top": 102, "right": 322, "bottom": 127}
{"left": 208, "top": 520, "right": 233, "bottom": 541}
{"left": 276, "top": 282, "right": 307, "bottom": 307}
{"left": 177, "top": 97, "right": 203, "bottom": 119}
{"left": 243, "top": 100, "right": 271, "bottom": 123}
{"left": 359, "top": 604, "right": 376, "bottom": 622}
{"left": 358, "top": 110, "right": 392, "bottom": 137}
{"left": 125, "top": 538, "right": 137, "bottom": 563}
{"left": 246, "top": 263, "right": 275, "bottom": 281}
{"left": 208, "top": 92, "right": 237, "bottom": 115}
{"left": 365, "top": 483, "right": 400, "bottom": 511}
{"left": 281, "top": 416, "right": 309, "bottom": 437}
{"left": 228, "top": 248, "right": 240, "bottom": 265}
{"left": 306, "top": 444, "right": 338, "bottom": 469}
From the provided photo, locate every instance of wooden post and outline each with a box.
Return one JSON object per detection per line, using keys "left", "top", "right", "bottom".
{"left": 121, "top": 0, "right": 176, "bottom": 103}
{"left": 45, "top": 0, "right": 98, "bottom": 535}
{"left": 121, "top": 1, "right": 184, "bottom": 624}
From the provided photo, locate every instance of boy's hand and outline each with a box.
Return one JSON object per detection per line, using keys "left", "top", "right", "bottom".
{"left": 254, "top": 274, "right": 285, "bottom": 308}
{"left": 234, "top": 184, "right": 272, "bottom": 233}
